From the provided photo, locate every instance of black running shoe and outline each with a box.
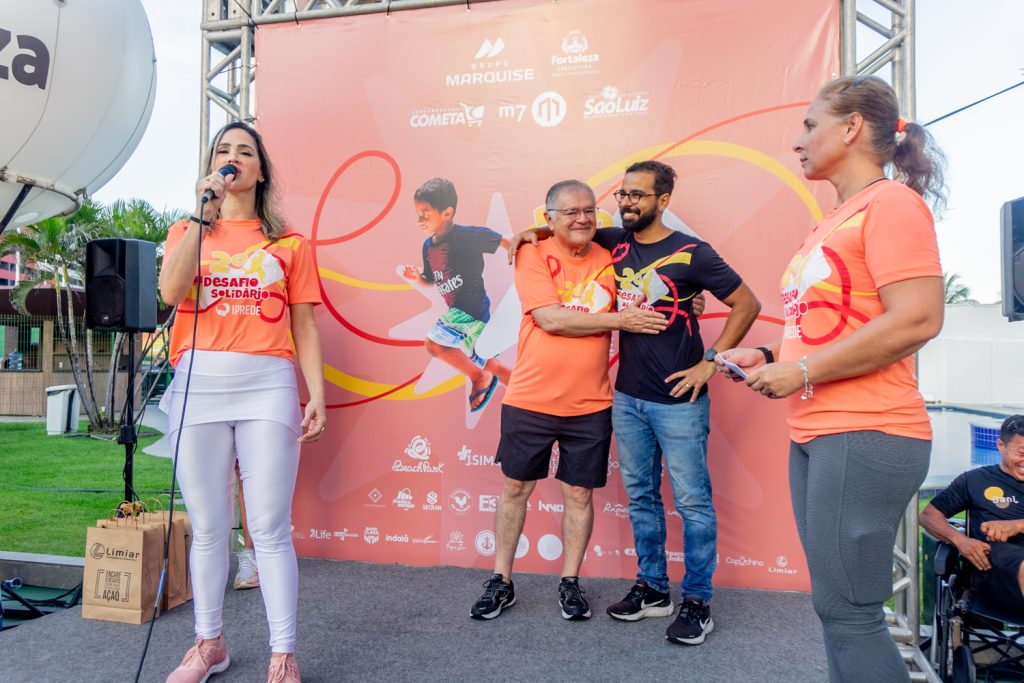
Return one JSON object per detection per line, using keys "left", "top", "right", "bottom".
{"left": 606, "top": 581, "right": 674, "bottom": 621}
{"left": 470, "top": 574, "right": 515, "bottom": 620}
{"left": 665, "top": 597, "right": 714, "bottom": 645}
{"left": 558, "top": 576, "right": 592, "bottom": 620}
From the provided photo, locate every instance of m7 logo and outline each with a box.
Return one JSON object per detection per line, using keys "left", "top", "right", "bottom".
{"left": 498, "top": 103, "right": 526, "bottom": 123}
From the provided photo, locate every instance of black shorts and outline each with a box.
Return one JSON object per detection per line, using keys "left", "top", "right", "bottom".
{"left": 979, "top": 542, "right": 1024, "bottom": 609}
{"left": 495, "top": 404, "right": 612, "bottom": 488}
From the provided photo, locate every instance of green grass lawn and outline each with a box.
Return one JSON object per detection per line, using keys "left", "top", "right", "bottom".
{"left": 0, "top": 421, "right": 176, "bottom": 557}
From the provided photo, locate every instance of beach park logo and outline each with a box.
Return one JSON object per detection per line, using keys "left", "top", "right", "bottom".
{"left": 394, "top": 436, "right": 444, "bottom": 474}
{"left": 445, "top": 36, "right": 535, "bottom": 88}
{"left": 363, "top": 527, "right": 380, "bottom": 545}
{"left": 551, "top": 29, "right": 600, "bottom": 78}
{"left": 985, "top": 486, "right": 1019, "bottom": 510}
{"left": 449, "top": 488, "right": 472, "bottom": 514}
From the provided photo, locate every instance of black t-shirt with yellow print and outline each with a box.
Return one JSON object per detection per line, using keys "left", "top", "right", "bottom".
{"left": 931, "top": 464, "right": 1024, "bottom": 546}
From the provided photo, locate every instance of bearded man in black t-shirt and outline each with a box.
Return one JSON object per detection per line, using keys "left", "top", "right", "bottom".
{"left": 511, "top": 161, "right": 761, "bottom": 644}
{"left": 921, "top": 415, "right": 1024, "bottom": 616}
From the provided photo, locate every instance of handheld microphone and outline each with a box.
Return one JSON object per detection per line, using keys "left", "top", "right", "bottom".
{"left": 200, "top": 164, "right": 239, "bottom": 203}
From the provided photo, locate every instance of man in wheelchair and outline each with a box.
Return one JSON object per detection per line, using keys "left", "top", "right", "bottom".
{"left": 920, "top": 414, "right": 1024, "bottom": 679}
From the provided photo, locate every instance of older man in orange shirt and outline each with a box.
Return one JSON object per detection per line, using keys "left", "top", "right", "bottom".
{"left": 469, "top": 179, "right": 667, "bottom": 621}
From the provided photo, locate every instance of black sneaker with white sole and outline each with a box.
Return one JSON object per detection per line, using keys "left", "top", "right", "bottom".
{"left": 665, "top": 597, "right": 714, "bottom": 645}
{"left": 470, "top": 574, "right": 515, "bottom": 620}
{"left": 606, "top": 581, "right": 674, "bottom": 621}
{"left": 558, "top": 576, "right": 592, "bottom": 620}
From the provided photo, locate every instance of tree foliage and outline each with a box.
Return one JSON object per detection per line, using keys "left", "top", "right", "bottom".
{"left": 0, "top": 199, "right": 186, "bottom": 432}
{"left": 943, "top": 271, "right": 979, "bottom": 305}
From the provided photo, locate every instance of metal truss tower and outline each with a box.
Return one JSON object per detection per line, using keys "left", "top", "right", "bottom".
{"left": 199, "top": 2, "right": 932, "bottom": 679}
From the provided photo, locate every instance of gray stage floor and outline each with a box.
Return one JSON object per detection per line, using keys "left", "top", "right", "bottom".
{"left": 1, "top": 559, "right": 827, "bottom": 682}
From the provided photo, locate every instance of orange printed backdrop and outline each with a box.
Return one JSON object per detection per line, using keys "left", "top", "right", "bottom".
{"left": 256, "top": 0, "right": 840, "bottom": 591}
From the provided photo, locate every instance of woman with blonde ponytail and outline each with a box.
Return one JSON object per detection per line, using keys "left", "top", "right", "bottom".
{"left": 719, "top": 75, "right": 947, "bottom": 682}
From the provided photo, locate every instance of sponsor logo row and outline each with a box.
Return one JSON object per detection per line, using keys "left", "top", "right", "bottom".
{"left": 299, "top": 528, "right": 799, "bottom": 575}
{"left": 409, "top": 86, "right": 650, "bottom": 130}
{"left": 445, "top": 30, "right": 602, "bottom": 89}
{"left": 367, "top": 486, "right": 567, "bottom": 515}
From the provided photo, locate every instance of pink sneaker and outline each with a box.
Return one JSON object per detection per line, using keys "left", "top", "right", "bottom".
{"left": 266, "top": 654, "right": 301, "bottom": 682}
{"left": 166, "top": 637, "right": 230, "bottom": 683}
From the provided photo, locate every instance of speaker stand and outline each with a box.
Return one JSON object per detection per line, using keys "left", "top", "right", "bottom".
{"left": 117, "top": 331, "right": 137, "bottom": 503}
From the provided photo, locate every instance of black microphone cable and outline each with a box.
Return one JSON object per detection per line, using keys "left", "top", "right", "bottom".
{"left": 134, "top": 181, "right": 219, "bottom": 683}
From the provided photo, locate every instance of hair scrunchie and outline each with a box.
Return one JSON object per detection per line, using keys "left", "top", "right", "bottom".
{"left": 895, "top": 117, "right": 908, "bottom": 144}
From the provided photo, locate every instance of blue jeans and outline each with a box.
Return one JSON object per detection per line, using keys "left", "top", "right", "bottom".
{"left": 613, "top": 391, "right": 715, "bottom": 602}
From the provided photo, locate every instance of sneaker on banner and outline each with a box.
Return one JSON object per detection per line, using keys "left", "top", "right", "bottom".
{"left": 606, "top": 581, "right": 674, "bottom": 621}
{"left": 558, "top": 576, "right": 592, "bottom": 620}
{"left": 233, "top": 548, "right": 260, "bottom": 590}
{"left": 266, "top": 653, "right": 301, "bottom": 683}
{"left": 665, "top": 596, "right": 714, "bottom": 645}
{"left": 166, "top": 636, "right": 230, "bottom": 683}
{"left": 470, "top": 573, "right": 516, "bottom": 620}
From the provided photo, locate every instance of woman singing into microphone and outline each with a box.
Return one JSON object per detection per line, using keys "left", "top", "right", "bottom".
{"left": 160, "top": 121, "right": 324, "bottom": 683}
{"left": 719, "top": 76, "right": 945, "bottom": 682}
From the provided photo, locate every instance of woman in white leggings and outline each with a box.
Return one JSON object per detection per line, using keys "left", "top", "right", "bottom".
{"left": 159, "top": 121, "right": 325, "bottom": 683}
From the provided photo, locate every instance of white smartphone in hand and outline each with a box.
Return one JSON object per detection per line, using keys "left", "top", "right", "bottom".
{"left": 718, "top": 356, "right": 747, "bottom": 380}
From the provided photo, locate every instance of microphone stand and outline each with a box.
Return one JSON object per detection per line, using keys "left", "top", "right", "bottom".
{"left": 117, "top": 330, "right": 138, "bottom": 505}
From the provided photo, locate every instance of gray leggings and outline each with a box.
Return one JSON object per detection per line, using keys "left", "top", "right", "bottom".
{"left": 790, "top": 431, "right": 930, "bottom": 683}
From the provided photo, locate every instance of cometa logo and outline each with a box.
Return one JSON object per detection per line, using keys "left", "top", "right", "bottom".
{"left": 984, "top": 486, "right": 1019, "bottom": 509}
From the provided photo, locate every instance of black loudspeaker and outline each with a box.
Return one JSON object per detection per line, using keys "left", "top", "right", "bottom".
{"left": 1001, "top": 197, "right": 1024, "bottom": 322}
{"left": 85, "top": 239, "right": 158, "bottom": 332}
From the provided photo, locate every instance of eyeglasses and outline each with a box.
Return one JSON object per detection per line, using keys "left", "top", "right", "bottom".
{"left": 546, "top": 207, "right": 597, "bottom": 220}
{"left": 612, "top": 190, "right": 660, "bottom": 205}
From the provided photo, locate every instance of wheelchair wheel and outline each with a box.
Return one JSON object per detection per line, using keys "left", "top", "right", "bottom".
{"left": 951, "top": 644, "right": 975, "bottom": 683}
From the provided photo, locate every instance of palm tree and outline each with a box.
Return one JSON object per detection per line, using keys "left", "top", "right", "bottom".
{"left": 1, "top": 202, "right": 104, "bottom": 427}
{"left": 943, "top": 272, "right": 979, "bottom": 305}
{"left": 1, "top": 199, "right": 185, "bottom": 432}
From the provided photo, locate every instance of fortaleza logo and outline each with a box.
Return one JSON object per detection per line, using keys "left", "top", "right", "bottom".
{"left": 985, "top": 486, "right": 1020, "bottom": 510}
{"left": 393, "top": 436, "right": 444, "bottom": 474}
{"left": 89, "top": 543, "right": 139, "bottom": 561}
{"left": 770, "top": 555, "right": 798, "bottom": 575}
{"left": 551, "top": 29, "right": 601, "bottom": 78}
{"left": 456, "top": 445, "right": 497, "bottom": 467}
{"left": 726, "top": 555, "right": 765, "bottom": 568}
{"left": 363, "top": 527, "right": 380, "bottom": 544}
{"left": 445, "top": 36, "right": 535, "bottom": 88}
{"left": 409, "top": 103, "right": 485, "bottom": 129}
{"left": 583, "top": 85, "right": 650, "bottom": 120}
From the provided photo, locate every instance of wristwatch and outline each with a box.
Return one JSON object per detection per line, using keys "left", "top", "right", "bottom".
{"left": 703, "top": 348, "right": 717, "bottom": 363}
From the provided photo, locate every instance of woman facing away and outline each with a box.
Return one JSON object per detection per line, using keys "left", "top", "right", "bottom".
{"left": 719, "top": 75, "right": 946, "bottom": 682}
{"left": 159, "top": 121, "right": 325, "bottom": 683}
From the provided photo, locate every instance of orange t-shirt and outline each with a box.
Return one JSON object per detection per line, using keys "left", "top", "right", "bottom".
{"left": 502, "top": 239, "right": 617, "bottom": 417}
{"left": 164, "top": 219, "right": 322, "bottom": 366}
{"left": 779, "top": 180, "right": 941, "bottom": 443}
